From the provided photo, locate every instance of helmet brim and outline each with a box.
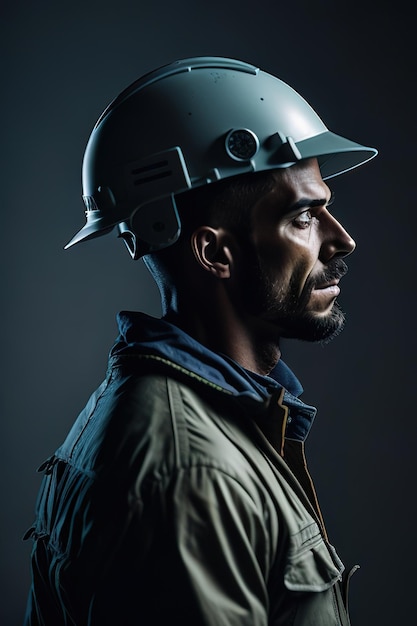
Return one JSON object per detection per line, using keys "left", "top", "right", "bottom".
{"left": 297, "top": 130, "right": 377, "bottom": 180}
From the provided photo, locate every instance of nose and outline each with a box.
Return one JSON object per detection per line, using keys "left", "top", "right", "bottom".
{"left": 319, "top": 210, "right": 356, "bottom": 262}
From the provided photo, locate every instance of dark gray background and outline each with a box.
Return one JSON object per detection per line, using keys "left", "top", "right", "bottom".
{"left": 2, "top": 1, "right": 415, "bottom": 624}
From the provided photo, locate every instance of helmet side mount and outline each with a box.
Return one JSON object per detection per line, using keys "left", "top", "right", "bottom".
{"left": 118, "top": 195, "right": 181, "bottom": 259}
{"left": 118, "top": 146, "right": 189, "bottom": 258}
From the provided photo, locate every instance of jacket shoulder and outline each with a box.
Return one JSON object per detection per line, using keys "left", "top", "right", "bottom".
{"left": 57, "top": 370, "right": 252, "bottom": 480}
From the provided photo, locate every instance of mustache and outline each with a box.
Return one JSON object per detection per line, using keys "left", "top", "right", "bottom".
{"left": 294, "top": 258, "right": 349, "bottom": 310}
{"left": 312, "top": 258, "right": 349, "bottom": 288}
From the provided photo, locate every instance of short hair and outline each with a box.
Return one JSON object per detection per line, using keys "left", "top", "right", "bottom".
{"left": 143, "top": 170, "right": 277, "bottom": 286}
{"left": 176, "top": 170, "right": 277, "bottom": 236}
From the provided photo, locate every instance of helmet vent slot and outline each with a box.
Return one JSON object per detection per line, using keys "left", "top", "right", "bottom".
{"left": 133, "top": 170, "right": 172, "bottom": 185}
{"left": 131, "top": 160, "right": 173, "bottom": 186}
{"left": 126, "top": 147, "right": 192, "bottom": 203}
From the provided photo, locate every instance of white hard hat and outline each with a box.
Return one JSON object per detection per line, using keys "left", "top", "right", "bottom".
{"left": 65, "top": 57, "right": 377, "bottom": 259}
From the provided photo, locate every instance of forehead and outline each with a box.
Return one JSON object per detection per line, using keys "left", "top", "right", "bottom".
{"left": 267, "top": 158, "right": 330, "bottom": 208}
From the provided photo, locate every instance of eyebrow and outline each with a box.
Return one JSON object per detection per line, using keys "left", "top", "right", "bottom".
{"left": 286, "top": 190, "right": 335, "bottom": 213}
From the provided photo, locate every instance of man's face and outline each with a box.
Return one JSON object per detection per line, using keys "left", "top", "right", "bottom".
{"left": 240, "top": 158, "right": 356, "bottom": 342}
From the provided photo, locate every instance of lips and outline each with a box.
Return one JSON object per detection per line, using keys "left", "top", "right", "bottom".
{"left": 317, "top": 284, "right": 340, "bottom": 296}
{"left": 311, "top": 278, "right": 341, "bottom": 302}
{"left": 315, "top": 279, "right": 340, "bottom": 290}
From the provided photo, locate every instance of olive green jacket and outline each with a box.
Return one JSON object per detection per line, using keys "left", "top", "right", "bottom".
{"left": 25, "top": 316, "right": 356, "bottom": 625}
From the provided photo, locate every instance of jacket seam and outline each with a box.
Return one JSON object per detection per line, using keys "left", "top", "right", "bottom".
{"left": 110, "top": 353, "right": 234, "bottom": 394}
{"left": 67, "top": 373, "right": 115, "bottom": 461}
{"left": 166, "top": 376, "right": 188, "bottom": 465}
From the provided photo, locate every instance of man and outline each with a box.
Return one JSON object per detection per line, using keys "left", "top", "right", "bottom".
{"left": 24, "top": 57, "right": 377, "bottom": 625}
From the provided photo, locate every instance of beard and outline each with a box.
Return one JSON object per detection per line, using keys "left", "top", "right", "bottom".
{"left": 243, "top": 254, "right": 349, "bottom": 343}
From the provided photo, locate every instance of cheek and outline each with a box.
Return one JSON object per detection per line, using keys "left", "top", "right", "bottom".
{"left": 282, "top": 233, "right": 321, "bottom": 285}
{"left": 291, "top": 262, "right": 317, "bottom": 300}
{"left": 252, "top": 226, "right": 321, "bottom": 287}
{"left": 262, "top": 243, "right": 318, "bottom": 293}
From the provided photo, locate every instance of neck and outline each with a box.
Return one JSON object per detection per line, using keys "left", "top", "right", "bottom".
{"left": 162, "top": 290, "right": 281, "bottom": 376}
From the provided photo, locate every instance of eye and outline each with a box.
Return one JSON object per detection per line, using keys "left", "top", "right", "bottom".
{"left": 293, "top": 210, "right": 313, "bottom": 229}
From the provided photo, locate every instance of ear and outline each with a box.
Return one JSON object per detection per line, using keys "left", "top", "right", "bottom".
{"left": 191, "top": 226, "right": 235, "bottom": 279}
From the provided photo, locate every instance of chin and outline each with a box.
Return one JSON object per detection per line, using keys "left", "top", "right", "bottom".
{"left": 277, "top": 304, "right": 346, "bottom": 343}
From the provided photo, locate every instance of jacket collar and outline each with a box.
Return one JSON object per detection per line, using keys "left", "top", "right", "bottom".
{"left": 112, "top": 311, "right": 316, "bottom": 442}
